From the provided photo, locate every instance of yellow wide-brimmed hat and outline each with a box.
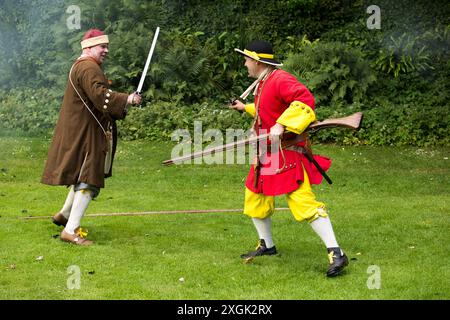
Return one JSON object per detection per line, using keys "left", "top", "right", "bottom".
{"left": 234, "top": 40, "right": 282, "bottom": 66}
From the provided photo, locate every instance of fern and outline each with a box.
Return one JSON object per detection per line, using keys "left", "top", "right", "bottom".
{"left": 283, "top": 42, "right": 376, "bottom": 105}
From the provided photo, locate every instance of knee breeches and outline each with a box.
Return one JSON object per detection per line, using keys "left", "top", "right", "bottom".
{"left": 243, "top": 168, "right": 328, "bottom": 222}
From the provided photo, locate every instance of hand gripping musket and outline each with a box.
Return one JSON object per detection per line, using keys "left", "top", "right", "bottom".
{"left": 136, "top": 27, "right": 160, "bottom": 95}
{"left": 162, "top": 112, "right": 363, "bottom": 171}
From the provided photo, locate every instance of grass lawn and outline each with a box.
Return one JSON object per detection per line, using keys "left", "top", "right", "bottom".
{"left": 0, "top": 136, "right": 449, "bottom": 300}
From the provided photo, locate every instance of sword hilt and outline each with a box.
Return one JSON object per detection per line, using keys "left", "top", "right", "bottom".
{"left": 227, "top": 97, "right": 244, "bottom": 113}
{"left": 229, "top": 97, "right": 238, "bottom": 105}
{"left": 132, "top": 91, "right": 143, "bottom": 108}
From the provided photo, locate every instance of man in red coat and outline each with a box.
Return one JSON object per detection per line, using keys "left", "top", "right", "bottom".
{"left": 42, "top": 29, "right": 142, "bottom": 245}
{"left": 230, "top": 40, "right": 348, "bottom": 277}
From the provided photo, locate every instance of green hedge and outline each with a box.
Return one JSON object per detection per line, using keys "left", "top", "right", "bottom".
{"left": 313, "top": 102, "right": 450, "bottom": 147}
{"left": 0, "top": 88, "right": 61, "bottom": 137}
{"left": 118, "top": 100, "right": 252, "bottom": 141}
{"left": 1, "top": 87, "right": 448, "bottom": 147}
{"left": 1, "top": 0, "right": 448, "bottom": 146}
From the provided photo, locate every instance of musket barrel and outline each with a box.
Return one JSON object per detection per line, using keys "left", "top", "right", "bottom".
{"left": 163, "top": 133, "right": 270, "bottom": 165}
{"left": 162, "top": 112, "right": 363, "bottom": 165}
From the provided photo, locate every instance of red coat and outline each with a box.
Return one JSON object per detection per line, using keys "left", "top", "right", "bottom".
{"left": 245, "top": 69, "right": 331, "bottom": 196}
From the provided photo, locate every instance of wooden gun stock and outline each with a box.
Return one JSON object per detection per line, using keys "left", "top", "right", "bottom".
{"left": 162, "top": 112, "right": 363, "bottom": 165}
{"left": 308, "top": 111, "right": 363, "bottom": 132}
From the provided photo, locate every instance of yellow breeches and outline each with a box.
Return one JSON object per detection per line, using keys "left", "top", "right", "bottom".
{"left": 244, "top": 167, "right": 328, "bottom": 223}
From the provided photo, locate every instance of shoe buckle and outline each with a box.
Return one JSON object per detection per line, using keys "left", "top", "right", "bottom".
{"left": 256, "top": 239, "right": 266, "bottom": 251}
{"left": 328, "top": 251, "right": 335, "bottom": 264}
{"left": 75, "top": 227, "right": 88, "bottom": 239}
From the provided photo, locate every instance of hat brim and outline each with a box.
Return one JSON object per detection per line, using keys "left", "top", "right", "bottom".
{"left": 234, "top": 48, "right": 283, "bottom": 67}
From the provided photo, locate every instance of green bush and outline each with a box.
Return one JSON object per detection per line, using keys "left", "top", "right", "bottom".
{"left": 283, "top": 41, "right": 376, "bottom": 105}
{"left": 312, "top": 99, "right": 450, "bottom": 147}
{"left": 0, "top": 88, "right": 61, "bottom": 136}
{"left": 0, "top": 1, "right": 448, "bottom": 147}
{"left": 118, "top": 100, "right": 252, "bottom": 141}
{"left": 373, "top": 33, "right": 434, "bottom": 78}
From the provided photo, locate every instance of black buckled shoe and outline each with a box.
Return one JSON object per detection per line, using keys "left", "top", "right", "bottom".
{"left": 326, "top": 247, "right": 349, "bottom": 277}
{"left": 240, "top": 239, "right": 277, "bottom": 262}
{"left": 52, "top": 212, "right": 68, "bottom": 227}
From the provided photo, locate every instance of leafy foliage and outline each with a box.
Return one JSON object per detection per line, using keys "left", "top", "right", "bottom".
{"left": 0, "top": 0, "right": 449, "bottom": 146}
{"left": 0, "top": 88, "right": 61, "bottom": 136}
{"left": 312, "top": 67, "right": 450, "bottom": 147}
{"left": 283, "top": 42, "right": 376, "bottom": 105}
{"left": 118, "top": 100, "right": 252, "bottom": 141}
{"left": 373, "top": 33, "right": 434, "bottom": 78}
{"left": 312, "top": 101, "right": 450, "bottom": 147}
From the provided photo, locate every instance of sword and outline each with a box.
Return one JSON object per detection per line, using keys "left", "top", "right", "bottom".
{"left": 136, "top": 26, "right": 160, "bottom": 94}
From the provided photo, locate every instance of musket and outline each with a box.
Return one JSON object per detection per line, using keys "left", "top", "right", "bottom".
{"left": 136, "top": 27, "right": 160, "bottom": 95}
{"left": 162, "top": 111, "right": 363, "bottom": 165}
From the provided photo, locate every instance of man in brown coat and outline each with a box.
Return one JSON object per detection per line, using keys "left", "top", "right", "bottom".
{"left": 42, "top": 29, "right": 142, "bottom": 245}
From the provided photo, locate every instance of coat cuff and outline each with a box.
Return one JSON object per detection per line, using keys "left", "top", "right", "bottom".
{"left": 102, "top": 89, "right": 128, "bottom": 120}
{"left": 245, "top": 103, "right": 256, "bottom": 117}
{"left": 276, "top": 101, "right": 316, "bottom": 134}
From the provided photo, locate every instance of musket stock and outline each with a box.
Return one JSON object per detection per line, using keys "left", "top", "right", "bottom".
{"left": 308, "top": 112, "right": 363, "bottom": 132}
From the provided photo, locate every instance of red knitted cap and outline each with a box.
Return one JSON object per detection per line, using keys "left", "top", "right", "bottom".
{"left": 80, "top": 29, "right": 109, "bottom": 49}
{"left": 82, "top": 29, "right": 105, "bottom": 40}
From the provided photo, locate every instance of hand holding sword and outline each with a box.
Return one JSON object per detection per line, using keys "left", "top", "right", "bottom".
{"left": 228, "top": 98, "right": 245, "bottom": 112}
{"left": 127, "top": 92, "right": 142, "bottom": 105}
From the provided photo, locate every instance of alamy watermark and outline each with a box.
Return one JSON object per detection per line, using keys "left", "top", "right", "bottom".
{"left": 67, "top": 265, "right": 81, "bottom": 290}
{"left": 367, "top": 5, "right": 381, "bottom": 30}
{"left": 66, "top": 5, "right": 81, "bottom": 30}
{"left": 367, "top": 265, "right": 381, "bottom": 289}
{"left": 170, "top": 122, "right": 281, "bottom": 174}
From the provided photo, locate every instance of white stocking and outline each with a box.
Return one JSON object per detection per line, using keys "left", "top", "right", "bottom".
{"left": 252, "top": 217, "right": 274, "bottom": 248}
{"left": 60, "top": 185, "right": 75, "bottom": 219}
{"left": 310, "top": 216, "right": 340, "bottom": 249}
{"left": 64, "top": 190, "right": 92, "bottom": 234}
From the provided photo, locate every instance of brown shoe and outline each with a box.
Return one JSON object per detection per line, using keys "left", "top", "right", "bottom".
{"left": 52, "top": 212, "right": 68, "bottom": 227}
{"left": 60, "top": 228, "right": 93, "bottom": 246}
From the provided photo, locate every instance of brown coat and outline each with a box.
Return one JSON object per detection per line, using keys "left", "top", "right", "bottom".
{"left": 41, "top": 57, "right": 128, "bottom": 188}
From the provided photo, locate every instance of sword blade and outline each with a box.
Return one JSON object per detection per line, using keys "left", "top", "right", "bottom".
{"left": 137, "top": 26, "right": 160, "bottom": 94}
